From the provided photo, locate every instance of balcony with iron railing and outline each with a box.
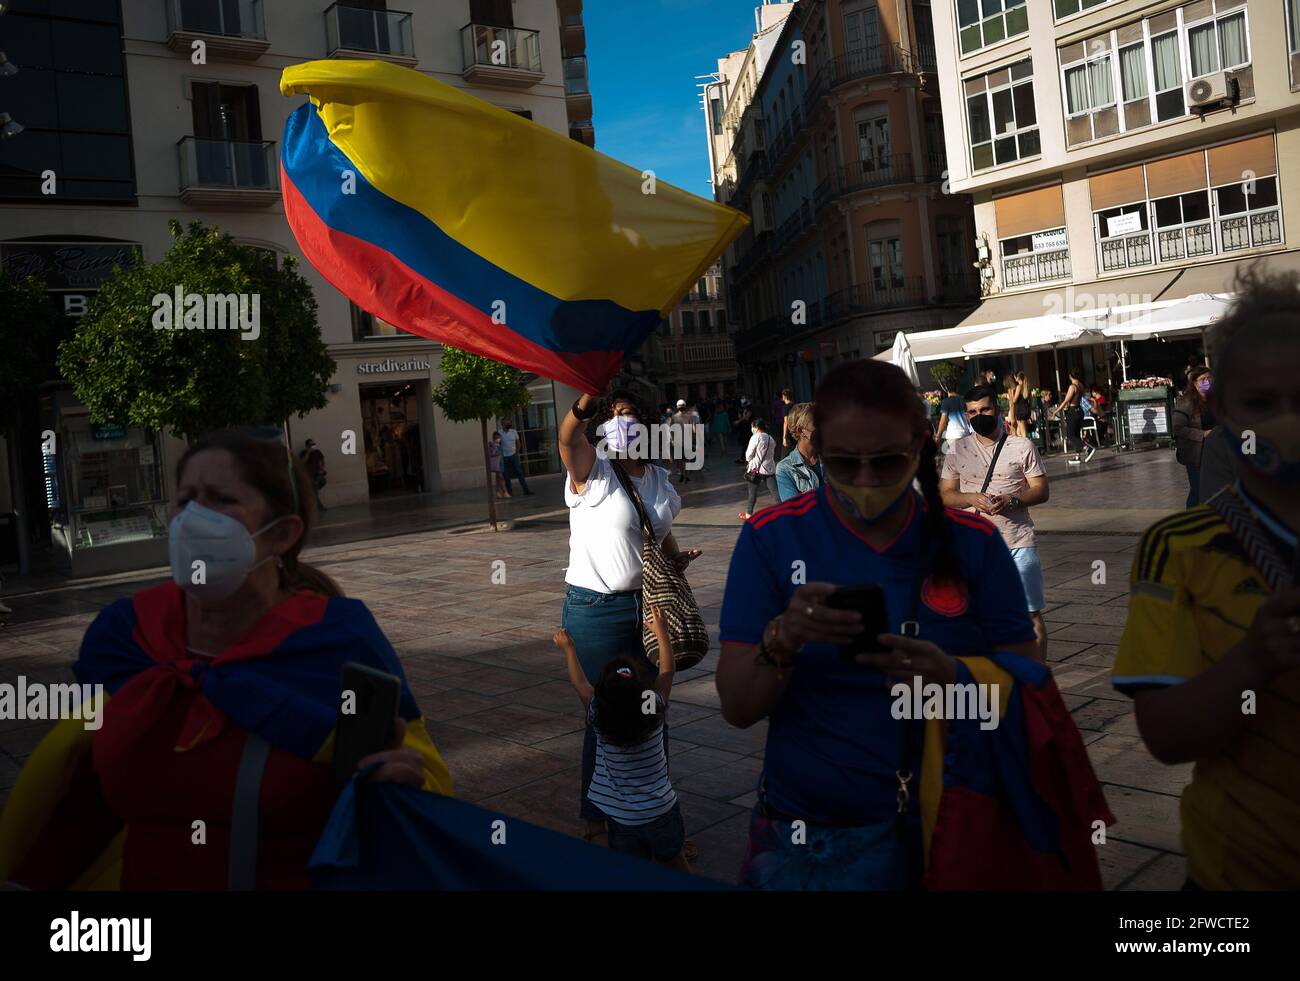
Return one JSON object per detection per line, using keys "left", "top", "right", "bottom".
{"left": 177, "top": 137, "right": 279, "bottom": 206}
{"left": 1097, "top": 207, "right": 1282, "bottom": 274}
{"left": 926, "top": 149, "right": 948, "bottom": 185}
{"left": 766, "top": 106, "right": 806, "bottom": 174}
{"left": 806, "top": 45, "right": 916, "bottom": 103}
{"left": 327, "top": 4, "right": 415, "bottom": 64}
{"left": 1003, "top": 248, "right": 1071, "bottom": 288}
{"left": 461, "top": 23, "right": 544, "bottom": 87}
{"left": 815, "top": 154, "right": 915, "bottom": 213}
{"left": 165, "top": 0, "right": 269, "bottom": 60}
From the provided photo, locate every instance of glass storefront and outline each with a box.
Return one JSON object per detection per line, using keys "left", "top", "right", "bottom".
{"left": 359, "top": 381, "right": 427, "bottom": 496}
{"left": 512, "top": 376, "right": 560, "bottom": 478}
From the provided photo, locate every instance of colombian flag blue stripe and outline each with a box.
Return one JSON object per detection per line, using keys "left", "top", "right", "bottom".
{"left": 282, "top": 102, "right": 659, "bottom": 356}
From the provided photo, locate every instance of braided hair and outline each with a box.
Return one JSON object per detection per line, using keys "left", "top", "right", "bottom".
{"left": 812, "top": 359, "right": 964, "bottom": 586}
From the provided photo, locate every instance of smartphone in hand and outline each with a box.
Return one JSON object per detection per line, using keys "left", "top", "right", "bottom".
{"left": 824, "top": 584, "right": 891, "bottom": 661}
{"left": 333, "top": 661, "right": 401, "bottom": 783}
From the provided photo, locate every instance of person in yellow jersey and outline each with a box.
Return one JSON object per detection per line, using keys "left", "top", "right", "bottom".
{"left": 1113, "top": 270, "right": 1300, "bottom": 890}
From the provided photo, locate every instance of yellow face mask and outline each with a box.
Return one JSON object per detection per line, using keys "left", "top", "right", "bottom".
{"left": 825, "top": 455, "right": 920, "bottom": 522}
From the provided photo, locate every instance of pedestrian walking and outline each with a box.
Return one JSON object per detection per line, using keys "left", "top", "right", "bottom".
{"left": 940, "top": 385, "right": 1052, "bottom": 660}
{"left": 0, "top": 431, "right": 453, "bottom": 890}
{"left": 774, "top": 402, "right": 822, "bottom": 502}
{"left": 1173, "top": 366, "right": 1214, "bottom": 508}
{"left": 776, "top": 389, "right": 795, "bottom": 454}
{"left": 934, "top": 379, "right": 972, "bottom": 455}
{"left": 554, "top": 607, "right": 689, "bottom": 872}
{"left": 740, "top": 418, "right": 778, "bottom": 520}
{"left": 1050, "top": 369, "right": 1092, "bottom": 464}
{"left": 557, "top": 388, "right": 701, "bottom": 851}
{"left": 487, "top": 431, "right": 509, "bottom": 498}
{"left": 1114, "top": 270, "right": 1300, "bottom": 890}
{"left": 496, "top": 417, "right": 533, "bottom": 496}
{"left": 299, "top": 438, "right": 328, "bottom": 511}
{"left": 670, "top": 400, "right": 699, "bottom": 483}
{"left": 1007, "top": 371, "right": 1031, "bottom": 439}
{"left": 710, "top": 400, "right": 731, "bottom": 456}
{"left": 716, "top": 359, "right": 1103, "bottom": 890}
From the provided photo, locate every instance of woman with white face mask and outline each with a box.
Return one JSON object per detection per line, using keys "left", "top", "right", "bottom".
{"left": 0, "top": 432, "right": 452, "bottom": 891}
{"left": 558, "top": 388, "right": 700, "bottom": 849}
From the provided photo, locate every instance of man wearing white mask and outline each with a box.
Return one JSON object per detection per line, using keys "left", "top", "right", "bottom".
{"left": 939, "top": 385, "right": 1052, "bottom": 660}
{"left": 557, "top": 388, "right": 701, "bottom": 849}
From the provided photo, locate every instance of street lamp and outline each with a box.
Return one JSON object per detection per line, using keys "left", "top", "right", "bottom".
{"left": 0, "top": 112, "right": 23, "bottom": 138}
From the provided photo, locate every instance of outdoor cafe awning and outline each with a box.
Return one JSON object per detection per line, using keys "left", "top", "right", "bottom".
{"left": 878, "top": 250, "right": 1300, "bottom": 364}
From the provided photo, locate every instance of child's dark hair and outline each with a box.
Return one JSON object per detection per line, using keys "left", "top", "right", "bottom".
{"left": 592, "top": 656, "right": 659, "bottom": 747}
{"left": 813, "top": 359, "right": 964, "bottom": 586}
{"left": 752, "top": 418, "right": 767, "bottom": 431}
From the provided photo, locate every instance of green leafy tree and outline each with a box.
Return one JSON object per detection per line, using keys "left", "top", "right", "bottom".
{"left": 929, "top": 361, "right": 964, "bottom": 394}
{"left": 0, "top": 269, "right": 68, "bottom": 572}
{"left": 58, "top": 220, "right": 335, "bottom": 441}
{"left": 431, "top": 346, "right": 532, "bottom": 530}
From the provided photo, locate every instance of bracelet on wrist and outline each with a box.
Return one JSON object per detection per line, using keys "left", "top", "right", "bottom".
{"left": 571, "top": 397, "right": 598, "bottom": 422}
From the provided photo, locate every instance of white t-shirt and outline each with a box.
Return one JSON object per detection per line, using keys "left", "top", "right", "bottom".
{"left": 940, "top": 395, "right": 973, "bottom": 440}
{"left": 745, "top": 431, "right": 777, "bottom": 475}
{"left": 497, "top": 427, "right": 519, "bottom": 456}
{"left": 565, "top": 455, "right": 681, "bottom": 593}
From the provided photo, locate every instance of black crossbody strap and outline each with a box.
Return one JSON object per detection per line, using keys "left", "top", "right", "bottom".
{"left": 610, "top": 459, "right": 654, "bottom": 541}
{"left": 979, "top": 433, "right": 1009, "bottom": 495}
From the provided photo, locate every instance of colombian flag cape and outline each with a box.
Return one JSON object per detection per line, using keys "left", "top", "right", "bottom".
{"left": 921, "top": 654, "right": 1116, "bottom": 890}
{"left": 279, "top": 60, "right": 748, "bottom": 394}
{"left": 0, "top": 583, "right": 452, "bottom": 890}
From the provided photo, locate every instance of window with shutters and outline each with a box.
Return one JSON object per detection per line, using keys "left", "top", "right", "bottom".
{"left": 995, "top": 185, "right": 1069, "bottom": 288}
{"left": 470, "top": 0, "right": 513, "bottom": 28}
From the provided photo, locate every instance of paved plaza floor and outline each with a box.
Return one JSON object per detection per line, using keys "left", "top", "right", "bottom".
{"left": 0, "top": 441, "right": 1197, "bottom": 888}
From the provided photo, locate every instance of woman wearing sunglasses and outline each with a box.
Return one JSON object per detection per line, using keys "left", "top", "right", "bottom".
{"left": 716, "top": 359, "right": 1041, "bottom": 890}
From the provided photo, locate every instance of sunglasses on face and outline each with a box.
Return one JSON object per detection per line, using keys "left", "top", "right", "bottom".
{"left": 821, "top": 449, "right": 917, "bottom": 484}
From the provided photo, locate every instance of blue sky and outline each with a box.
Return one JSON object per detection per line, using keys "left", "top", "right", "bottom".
{"left": 585, "top": 0, "right": 775, "bottom": 201}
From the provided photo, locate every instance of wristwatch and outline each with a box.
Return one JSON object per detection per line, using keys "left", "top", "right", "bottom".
{"left": 571, "top": 397, "right": 598, "bottom": 421}
{"left": 1006, "top": 495, "right": 1022, "bottom": 511}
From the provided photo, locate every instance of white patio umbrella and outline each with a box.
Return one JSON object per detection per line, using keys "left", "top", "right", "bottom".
{"left": 1100, "top": 294, "right": 1233, "bottom": 366}
{"left": 889, "top": 329, "right": 921, "bottom": 387}
{"left": 960, "top": 316, "right": 1107, "bottom": 391}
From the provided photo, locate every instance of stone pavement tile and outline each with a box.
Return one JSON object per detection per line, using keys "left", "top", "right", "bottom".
{"left": 1053, "top": 662, "right": 1115, "bottom": 695}
{"left": 1105, "top": 785, "right": 1184, "bottom": 853}
{"left": 1049, "top": 622, "right": 1126, "bottom": 645}
{"left": 1099, "top": 838, "right": 1168, "bottom": 891}
{"left": 1060, "top": 692, "right": 1093, "bottom": 711}
{"left": 451, "top": 703, "right": 584, "bottom": 745}
{"left": 505, "top": 680, "right": 587, "bottom": 719}
{"left": 1070, "top": 696, "right": 1138, "bottom": 735}
{"left": 729, "top": 790, "right": 758, "bottom": 808}
{"left": 1043, "top": 604, "right": 1132, "bottom": 626}
{"left": 417, "top": 689, "right": 503, "bottom": 723}
{"left": 664, "top": 700, "right": 721, "bottom": 727}
{"left": 1117, "top": 852, "right": 1187, "bottom": 891}
{"left": 431, "top": 723, "right": 572, "bottom": 803}
{"left": 674, "top": 756, "right": 764, "bottom": 802}
{"left": 687, "top": 811, "right": 749, "bottom": 884}
{"left": 398, "top": 653, "right": 483, "bottom": 682}
{"left": 1066, "top": 644, "right": 1119, "bottom": 669}
{"left": 439, "top": 665, "right": 550, "bottom": 697}
{"left": 478, "top": 765, "right": 583, "bottom": 837}
{"left": 667, "top": 745, "right": 746, "bottom": 780}
{"left": 676, "top": 789, "right": 747, "bottom": 837}
{"left": 668, "top": 676, "right": 720, "bottom": 709}
{"left": 670, "top": 715, "right": 768, "bottom": 756}
{"left": 530, "top": 729, "right": 587, "bottom": 760}
{"left": 1044, "top": 640, "right": 1094, "bottom": 663}
{"left": 674, "top": 666, "right": 713, "bottom": 684}
{"left": 0, "top": 721, "right": 56, "bottom": 762}
{"left": 1043, "top": 585, "right": 1129, "bottom": 606}
{"left": 1089, "top": 733, "right": 1193, "bottom": 797}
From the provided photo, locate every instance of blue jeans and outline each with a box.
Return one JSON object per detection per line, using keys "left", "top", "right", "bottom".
{"left": 563, "top": 585, "right": 645, "bottom": 822}
{"left": 502, "top": 454, "right": 530, "bottom": 494}
{"left": 607, "top": 803, "right": 686, "bottom": 863}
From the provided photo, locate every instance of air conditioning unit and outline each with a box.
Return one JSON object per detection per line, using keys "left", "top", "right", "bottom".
{"left": 1187, "top": 72, "right": 1235, "bottom": 110}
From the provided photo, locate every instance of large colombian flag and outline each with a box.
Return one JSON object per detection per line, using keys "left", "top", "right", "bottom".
{"left": 279, "top": 60, "right": 748, "bottom": 393}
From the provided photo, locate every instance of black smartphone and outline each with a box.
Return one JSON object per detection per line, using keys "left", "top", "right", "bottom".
{"left": 333, "top": 662, "right": 402, "bottom": 783}
{"left": 823, "top": 584, "right": 891, "bottom": 661}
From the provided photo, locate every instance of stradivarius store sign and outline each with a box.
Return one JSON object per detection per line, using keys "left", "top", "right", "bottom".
{"left": 356, "top": 358, "right": 431, "bottom": 375}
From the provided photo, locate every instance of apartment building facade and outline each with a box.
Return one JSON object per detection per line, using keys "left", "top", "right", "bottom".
{"left": 0, "top": 0, "right": 593, "bottom": 576}
{"left": 708, "top": 0, "right": 981, "bottom": 403}
{"left": 645, "top": 261, "right": 736, "bottom": 405}
{"left": 930, "top": 0, "right": 1300, "bottom": 386}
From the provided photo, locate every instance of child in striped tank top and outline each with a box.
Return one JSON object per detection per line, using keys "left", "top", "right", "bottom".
{"left": 554, "top": 607, "right": 689, "bottom": 871}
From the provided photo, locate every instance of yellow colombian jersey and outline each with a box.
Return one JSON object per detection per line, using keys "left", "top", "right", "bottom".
{"left": 1114, "top": 501, "right": 1300, "bottom": 890}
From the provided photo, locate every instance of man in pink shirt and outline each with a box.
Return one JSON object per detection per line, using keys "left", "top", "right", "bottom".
{"left": 939, "top": 385, "right": 1052, "bottom": 660}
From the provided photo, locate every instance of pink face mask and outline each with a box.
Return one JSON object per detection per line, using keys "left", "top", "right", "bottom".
{"left": 1196, "top": 377, "right": 1212, "bottom": 394}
